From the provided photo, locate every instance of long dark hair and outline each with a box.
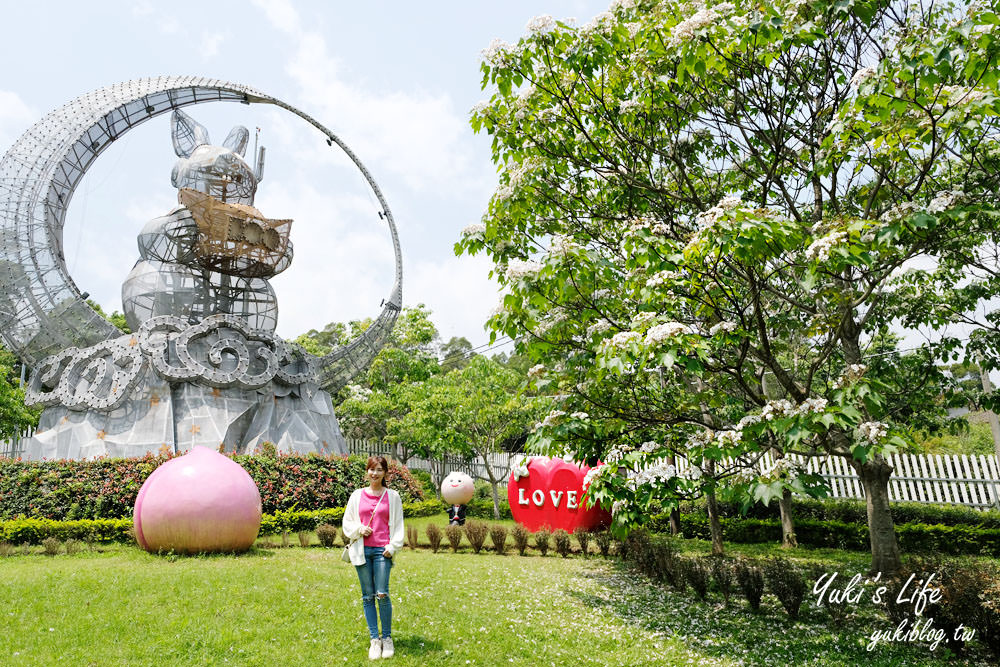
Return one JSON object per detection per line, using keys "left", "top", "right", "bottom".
{"left": 366, "top": 455, "right": 390, "bottom": 486}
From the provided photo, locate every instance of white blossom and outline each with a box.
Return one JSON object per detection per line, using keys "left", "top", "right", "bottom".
{"left": 609, "top": 0, "right": 637, "bottom": 12}
{"left": 709, "top": 321, "right": 738, "bottom": 335}
{"left": 581, "top": 11, "right": 614, "bottom": 34}
{"left": 528, "top": 364, "right": 546, "bottom": 379}
{"left": 505, "top": 259, "right": 542, "bottom": 281}
{"left": 634, "top": 459, "right": 678, "bottom": 486}
{"left": 624, "top": 22, "right": 642, "bottom": 38}
{"left": 761, "top": 456, "right": 797, "bottom": 480}
{"left": 793, "top": 397, "right": 828, "bottom": 416}
{"left": 619, "top": 98, "right": 642, "bottom": 113}
{"left": 683, "top": 464, "right": 703, "bottom": 480}
{"left": 761, "top": 399, "right": 794, "bottom": 420}
{"left": 645, "top": 322, "right": 693, "bottom": 344}
{"left": 541, "top": 409, "right": 567, "bottom": 428}
{"left": 631, "top": 311, "right": 657, "bottom": 328}
{"left": 942, "top": 86, "right": 987, "bottom": 105}
{"left": 582, "top": 464, "right": 609, "bottom": 491}
{"left": 712, "top": 430, "right": 739, "bottom": 447}
{"left": 605, "top": 331, "right": 642, "bottom": 348}
{"left": 462, "top": 223, "right": 486, "bottom": 237}
{"left": 927, "top": 189, "right": 965, "bottom": 214}
{"left": 691, "top": 195, "right": 742, "bottom": 234}
{"left": 605, "top": 443, "right": 633, "bottom": 463}
{"left": 833, "top": 363, "right": 867, "bottom": 389}
{"left": 858, "top": 420, "right": 889, "bottom": 444}
{"left": 737, "top": 414, "right": 762, "bottom": 429}
{"left": 469, "top": 100, "right": 490, "bottom": 116}
{"left": 527, "top": 14, "right": 557, "bottom": 34}
{"left": 646, "top": 270, "right": 678, "bottom": 288}
{"left": 586, "top": 319, "right": 614, "bottom": 337}
{"left": 670, "top": 5, "right": 723, "bottom": 47}
{"left": 639, "top": 441, "right": 658, "bottom": 454}
{"left": 687, "top": 428, "right": 715, "bottom": 450}
{"left": 481, "top": 38, "right": 517, "bottom": 66}
{"left": 549, "top": 234, "right": 581, "bottom": 256}
{"left": 805, "top": 230, "right": 847, "bottom": 262}
{"left": 880, "top": 201, "right": 918, "bottom": 222}
{"left": 510, "top": 455, "right": 531, "bottom": 480}
{"left": 850, "top": 66, "right": 877, "bottom": 89}
{"left": 494, "top": 183, "right": 515, "bottom": 201}
{"left": 571, "top": 411, "right": 590, "bottom": 420}
{"left": 346, "top": 384, "right": 372, "bottom": 401}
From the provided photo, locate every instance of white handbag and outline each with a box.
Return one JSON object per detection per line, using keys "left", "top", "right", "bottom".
{"left": 342, "top": 490, "right": 386, "bottom": 563}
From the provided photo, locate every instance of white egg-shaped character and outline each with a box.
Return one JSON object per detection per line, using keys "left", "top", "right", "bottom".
{"left": 441, "top": 471, "right": 475, "bottom": 505}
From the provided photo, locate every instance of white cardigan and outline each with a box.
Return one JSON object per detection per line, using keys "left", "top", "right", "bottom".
{"left": 342, "top": 488, "right": 405, "bottom": 566}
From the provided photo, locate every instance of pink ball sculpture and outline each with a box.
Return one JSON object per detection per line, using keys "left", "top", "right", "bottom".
{"left": 441, "top": 471, "right": 475, "bottom": 505}
{"left": 133, "top": 446, "right": 262, "bottom": 554}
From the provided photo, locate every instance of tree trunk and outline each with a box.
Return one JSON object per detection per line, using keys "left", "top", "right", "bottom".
{"left": 771, "top": 446, "right": 797, "bottom": 548}
{"left": 478, "top": 451, "right": 503, "bottom": 520}
{"left": 429, "top": 459, "right": 446, "bottom": 499}
{"left": 704, "top": 460, "right": 724, "bottom": 556}
{"left": 852, "top": 455, "right": 901, "bottom": 575}
{"left": 668, "top": 454, "right": 681, "bottom": 536}
{"left": 778, "top": 489, "right": 797, "bottom": 548}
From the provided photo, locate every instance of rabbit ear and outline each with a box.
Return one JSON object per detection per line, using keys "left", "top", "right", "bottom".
{"left": 171, "top": 110, "right": 210, "bottom": 158}
{"left": 223, "top": 126, "right": 250, "bottom": 157}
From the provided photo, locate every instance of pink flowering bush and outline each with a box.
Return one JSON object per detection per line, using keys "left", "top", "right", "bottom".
{"left": 0, "top": 451, "right": 424, "bottom": 520}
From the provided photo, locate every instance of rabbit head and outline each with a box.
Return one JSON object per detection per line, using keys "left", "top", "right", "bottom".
{"left": 169, "top": 109, "right": 265, "bottom": 206}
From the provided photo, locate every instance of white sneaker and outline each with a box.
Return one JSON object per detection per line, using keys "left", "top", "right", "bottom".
{"left": 368, "top": 638, "right": 382, "bottom": 660}
{"left": 381, "top": 637, "right": 394, "bottom": 658}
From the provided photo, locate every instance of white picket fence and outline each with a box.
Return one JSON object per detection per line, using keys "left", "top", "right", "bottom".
{"left": 802, "top": 452, "right": 1000, "bottom": 510}
{"left": 4, "top": 431, "right": 997, "bottom": 510}
{"left": 349, "top": 440, "right": 1000, "bottom": 511}
{"left": 0, "top": 430, "right": 31, "bottom": 459}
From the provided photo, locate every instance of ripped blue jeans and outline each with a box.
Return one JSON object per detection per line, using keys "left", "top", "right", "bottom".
{"left": 356, "top": 545, "right": 393, "bottom": 639}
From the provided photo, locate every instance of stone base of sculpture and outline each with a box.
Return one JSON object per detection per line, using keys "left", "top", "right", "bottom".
{"left": 20, "top": 314, "right": 348, "bottom": 460}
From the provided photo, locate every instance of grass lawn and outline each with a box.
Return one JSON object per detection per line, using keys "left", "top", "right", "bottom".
{"left": 2, "top": 520, "right": 997, "bottom": 665}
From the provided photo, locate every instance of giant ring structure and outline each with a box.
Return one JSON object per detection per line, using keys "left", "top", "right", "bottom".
{"left": 0, "top": 76, "right": 402, "bottom": 459}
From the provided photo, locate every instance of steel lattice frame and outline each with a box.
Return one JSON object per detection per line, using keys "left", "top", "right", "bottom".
{"left": 0, "top": 76, "right": 402, "bottom": 393}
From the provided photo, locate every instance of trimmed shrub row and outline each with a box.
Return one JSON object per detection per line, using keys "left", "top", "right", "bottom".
{"left": 674, "top": 497, "right": 1000, "bottom": 530}
{"left": 0, "top": 452, "right": 425, "bottom": 520}
{"left": 0, "top": 499, "right": 444, "bottom": 546}
{"left": 619, "top": 531, "right": 1000, "bottom": 661}
{"left": 658, "top": 514, "right": 1000, "bottom": 557}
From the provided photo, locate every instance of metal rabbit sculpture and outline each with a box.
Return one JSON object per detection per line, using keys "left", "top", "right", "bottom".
{"left": 24, "top": 110, "right": 347, "bottom": 459}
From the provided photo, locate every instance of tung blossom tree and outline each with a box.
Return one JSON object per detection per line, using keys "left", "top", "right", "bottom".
{"left": 457, "top": 0, "right": 1000, "bottom": 573}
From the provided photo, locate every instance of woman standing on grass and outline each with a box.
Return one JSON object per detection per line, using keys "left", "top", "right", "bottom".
{"left": 343, "top": 456, "right": 405, "bottom": 660}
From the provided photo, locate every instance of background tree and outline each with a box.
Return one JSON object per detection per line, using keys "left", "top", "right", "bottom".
{"left": 439, "top": 336, "right": 475, "bottom": 372}
{"left": 0, "top": 345, "right": 39, "bottom": 443}
{"left": 334, "top": 305, "right": 441, "bottom": 460}
{"left": 397, "top": 356, "right": 544, "bottom": 517}
{"left": 458, "top": 0, "right": 1000, "bottom": 573}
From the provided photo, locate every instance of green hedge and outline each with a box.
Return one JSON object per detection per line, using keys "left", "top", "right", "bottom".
{"left": 676, "top": 497, "right": 1000, "bottom": 530}
{"left": 662, "top": 514, "right": 1000, "bottom": 557}
{"left": 0, "top": 452, "right": 424, "bottom": 520}
{"left": 0, "top": 500, "right": 446, "bottom": 546}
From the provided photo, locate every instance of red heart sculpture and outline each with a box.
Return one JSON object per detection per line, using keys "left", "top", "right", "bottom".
{"left": 507, "top": 457, "right": 611, "bottom": 533}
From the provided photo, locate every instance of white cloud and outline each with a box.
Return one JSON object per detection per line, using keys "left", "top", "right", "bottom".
{"left": 406, "top": 253, "right": 501, "bottom": 344}
{"left": 251, "top": 0, "right": 476, "bottom": 194}
{"left": 258, "top": 178, "right": 398, "bottom": 339}
{"left": 0, "top": 91, "right": 35, "bottom": 150}
{"left": 201, "top": 31, "right": 227, "bottom": 59}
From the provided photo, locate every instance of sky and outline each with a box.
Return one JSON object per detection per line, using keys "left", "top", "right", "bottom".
{"left": 0, "top": 0, "right": 610, "bottom": 355}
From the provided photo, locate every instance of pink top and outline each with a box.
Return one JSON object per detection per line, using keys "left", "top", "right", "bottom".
{"left": 360, "top": 488, "right": 391, "bottom": 547}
